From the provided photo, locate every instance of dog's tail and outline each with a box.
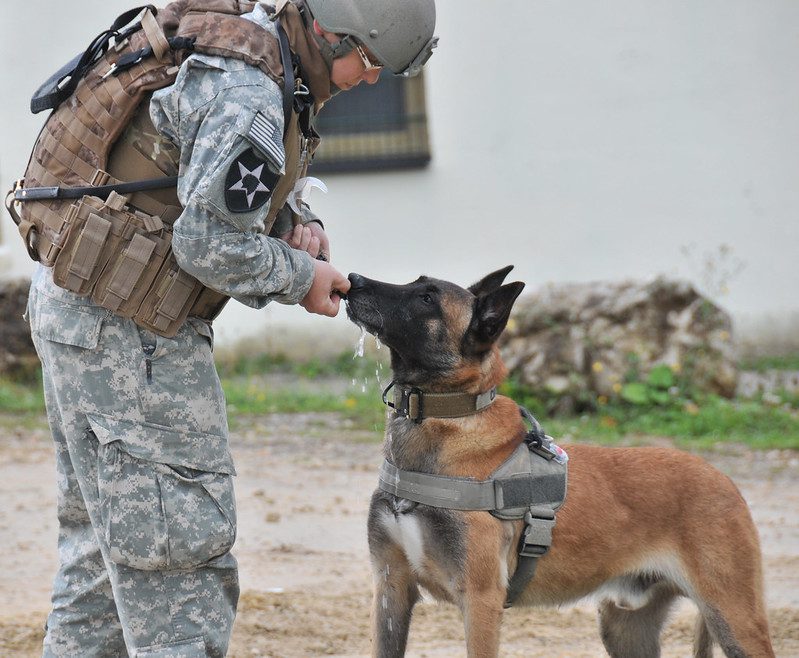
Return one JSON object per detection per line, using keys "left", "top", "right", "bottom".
{"left": 693, "top": 613, "right": 714, "bottom": 658}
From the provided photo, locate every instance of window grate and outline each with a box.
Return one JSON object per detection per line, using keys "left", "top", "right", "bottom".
{"left": 309, "top": 73, "right": 431, "bottom": 173}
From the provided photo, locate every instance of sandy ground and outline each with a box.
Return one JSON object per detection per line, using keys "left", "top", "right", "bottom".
{"left": 0, "top": 411, "right": 797, "bottom": 657}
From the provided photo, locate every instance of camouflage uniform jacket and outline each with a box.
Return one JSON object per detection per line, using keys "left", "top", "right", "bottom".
{"left": 31, "top": 5, "right": 316, "bottom": 313}
{"left": 150, "top": 4, "right": 316, "bottom": 309}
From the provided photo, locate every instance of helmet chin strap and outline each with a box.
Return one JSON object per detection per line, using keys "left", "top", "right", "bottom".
{"left": 310, "top": 30, "right": 358, "bottom": 96}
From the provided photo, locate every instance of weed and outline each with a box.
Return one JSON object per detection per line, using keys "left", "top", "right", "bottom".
{"left": 0, "top": 377, "right": 44, "bottom": 414}
{"left": 739, "top": 353, "right": 799, "bottom": 373}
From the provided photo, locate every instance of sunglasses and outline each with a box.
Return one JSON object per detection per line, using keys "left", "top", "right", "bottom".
{"left": 354, "top": 43, "right": 383, "bottom": 72}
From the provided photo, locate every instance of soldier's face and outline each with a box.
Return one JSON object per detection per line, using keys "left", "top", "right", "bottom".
{"left": 314, "top": 23, "right": 382, "bottom": 90}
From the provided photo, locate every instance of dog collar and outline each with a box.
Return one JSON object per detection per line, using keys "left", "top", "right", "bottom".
{"left": 381, "top": 380, "right": 497, "bottom": 423}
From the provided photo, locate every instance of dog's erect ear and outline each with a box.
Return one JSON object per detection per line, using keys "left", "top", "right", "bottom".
{"left": 467, "top": 281, "right": 525, "bottom": 351}
{"left": 467, "top": 266, "right": 514, "bottom": 297}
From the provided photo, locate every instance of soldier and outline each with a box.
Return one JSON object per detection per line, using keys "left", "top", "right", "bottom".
{"left": 10, "top": 0, "right": 437, "bottom": 656}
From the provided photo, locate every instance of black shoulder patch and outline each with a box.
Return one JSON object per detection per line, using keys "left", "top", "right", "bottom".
{"left": 224, "top": 148, "right": 281, "bottom": 213}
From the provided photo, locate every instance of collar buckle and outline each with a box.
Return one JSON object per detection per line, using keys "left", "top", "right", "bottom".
{"left": 382, "top": 381, "right": 425, "bottom": 423}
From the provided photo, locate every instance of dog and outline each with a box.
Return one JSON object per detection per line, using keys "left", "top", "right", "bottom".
{"left": 345, "top": 266, "right": 774, "bottom": 658}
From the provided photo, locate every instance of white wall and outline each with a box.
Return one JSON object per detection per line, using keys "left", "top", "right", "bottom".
{"left": 2, "top": 1, "right": 797, "bottom": 346}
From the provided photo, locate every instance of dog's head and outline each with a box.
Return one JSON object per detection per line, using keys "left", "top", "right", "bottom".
{"left": 346, "top": 266, "right": 525, "bottom": 387}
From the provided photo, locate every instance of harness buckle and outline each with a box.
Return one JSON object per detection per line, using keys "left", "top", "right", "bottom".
{"left": 519, "top": 508, "right": 555, "bottom": 558}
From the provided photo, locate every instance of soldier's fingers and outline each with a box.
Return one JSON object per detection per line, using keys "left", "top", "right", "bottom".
{"left": 298, "top": 227, "right": 313, "bottom": 252}
{"left": 308, "top": 236, "right": 321, "bottom": 259}
{"left": 332, "top": 272, "right": 351, "bottom": 294}
{"left": 325, "top": 293, "right": 342, "bottom": 317}
{"left": 285, "top": 225, "right": 302, "bottom": 248}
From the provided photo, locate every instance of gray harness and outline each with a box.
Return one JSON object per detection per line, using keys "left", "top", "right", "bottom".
{"left": 378, "top": 390, "right": 568, "bottom": 607}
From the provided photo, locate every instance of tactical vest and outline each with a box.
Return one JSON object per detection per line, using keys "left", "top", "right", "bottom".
{"left": 9, "top": 1, "right": 319, "bottom": 337}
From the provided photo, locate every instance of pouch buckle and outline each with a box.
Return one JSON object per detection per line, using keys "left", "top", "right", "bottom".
{"left": 5, "top": 179, "right": 24, "bottom": 226}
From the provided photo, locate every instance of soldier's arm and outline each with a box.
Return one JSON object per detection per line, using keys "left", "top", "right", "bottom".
{"left": 150, "top": 55, "right": 314, "bottom": 309}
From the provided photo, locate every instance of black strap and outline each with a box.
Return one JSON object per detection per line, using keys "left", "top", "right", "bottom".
{"left": 274, "top": 19, "right": 295, "bottom": 139}
{"left": 504, "top": 508, "right": 556, "bottom": 608}
{"left": 30, "top": 5, "right": 156, "bottom": 114}
{"left": 15, "top": 176, "right": 178, "bottom": 202}
{"left": 504, "top": 551, "right": 540, "bottom": 608}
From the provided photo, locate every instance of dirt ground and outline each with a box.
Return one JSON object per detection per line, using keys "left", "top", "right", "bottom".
{"left": 1, "top": 411, "right": 797, "bottom": 657}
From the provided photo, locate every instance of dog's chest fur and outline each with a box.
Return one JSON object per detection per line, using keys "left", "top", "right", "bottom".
{"left": 372, "top": 493, "right": 466, "bottom": 600}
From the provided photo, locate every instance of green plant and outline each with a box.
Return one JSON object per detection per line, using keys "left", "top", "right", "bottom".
{"left": 0, "top": 375, "right": 45, "bottom": 414}
{"left": 739, "top": 353, "right": 799, "bottom": 373}
{"left": 620, "top": 364, "right": 675, "bottom": 407}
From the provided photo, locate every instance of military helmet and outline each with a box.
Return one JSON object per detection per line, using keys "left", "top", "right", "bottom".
{"left": 305, "top": 0, "right": 438, "bottom": 76}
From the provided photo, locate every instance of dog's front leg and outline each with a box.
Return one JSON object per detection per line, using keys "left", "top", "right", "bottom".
{"left": 461, "top": 513, "right": 509, "bottom": 658}
{"left": 370, "top": 545, "right": 419, "bottom": 658}
{"left": 368, "top": 496, "right": 420, "bottom": 658}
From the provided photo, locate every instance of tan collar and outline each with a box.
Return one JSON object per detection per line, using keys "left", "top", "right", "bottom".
{"left": 274, "top": 1, "right": 331, "bottom": 107}
{"left": 382, "top": 381, "right": 498, "bottom": 423}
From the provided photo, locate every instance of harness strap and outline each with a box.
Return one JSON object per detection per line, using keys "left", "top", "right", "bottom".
{"left": 378, "top": 445, "right": 565, "bottom": 512}
{"left": 504, "top": 506, "right": 556, "bottom": 608}
{"left": 141, "top": 8, "right": 170, "bottom": 61}
{"left": 382, "top": 381, "right": 497, "bottom": 422}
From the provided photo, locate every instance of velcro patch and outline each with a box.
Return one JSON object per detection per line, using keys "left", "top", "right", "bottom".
{"left": 224, "top": 148, "right": 281, "bottom": 213}
{"left": 248, "top": 112, "right": 285, "bottom": 172}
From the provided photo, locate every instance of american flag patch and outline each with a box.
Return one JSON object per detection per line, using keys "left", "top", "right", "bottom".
{"left": 248, "top": 112, "right": 285, "bottom": 172}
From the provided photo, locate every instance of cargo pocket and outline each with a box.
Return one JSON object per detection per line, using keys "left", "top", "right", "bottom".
{"left": 31, "top": 298, "right": 105, "bottom": 349}
{"left": 94, "top": 418, "right": 236, "bottom": 571}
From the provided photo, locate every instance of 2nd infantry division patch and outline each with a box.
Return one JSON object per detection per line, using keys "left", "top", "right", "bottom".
{"left": 225, "top": 148, "right": 281, "bottom": 213}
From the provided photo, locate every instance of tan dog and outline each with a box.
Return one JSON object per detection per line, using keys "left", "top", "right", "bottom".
{"left": 345, "top": 267, "right": 774, "bottom": 658}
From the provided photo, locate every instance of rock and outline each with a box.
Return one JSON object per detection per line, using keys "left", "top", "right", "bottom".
{"left": 0, "top": 278, "right": 37, "bottom": 377}
{"left": 501, "top": 277, "right": 737, "bottom": 407}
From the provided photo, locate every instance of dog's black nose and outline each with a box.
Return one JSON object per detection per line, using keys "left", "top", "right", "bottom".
{"left": 348, "top": 273, "right": 367, "bottom": 290}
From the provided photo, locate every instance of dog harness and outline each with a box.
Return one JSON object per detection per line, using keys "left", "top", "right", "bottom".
{"left": 379, "top": 385, "right": 568, "bottom": 608}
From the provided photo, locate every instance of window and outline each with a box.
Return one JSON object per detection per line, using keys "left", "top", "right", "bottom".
{"left": 309, "top": 73, "right": 432, "bottom": 173}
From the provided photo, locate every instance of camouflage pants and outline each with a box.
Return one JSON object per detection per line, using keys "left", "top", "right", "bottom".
{"left": 28, "top": 274, "right": 239, "bottom": 658}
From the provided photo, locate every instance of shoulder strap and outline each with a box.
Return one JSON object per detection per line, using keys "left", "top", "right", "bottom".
{"left": 274, "top": 18, "right": 295, "bottom": 138}
{"left": 30, "top": 5, "right": 156, "bottom": 113}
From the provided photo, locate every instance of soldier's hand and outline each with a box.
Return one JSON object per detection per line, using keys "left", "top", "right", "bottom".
{"left": 300, "top": 260, "right": 351, "bottom": 317}
{"left": 305, "top": 221, "right": 331, "bottom": 261}
{"left": 281, "top": 224, "right": 324, "bottom": 260}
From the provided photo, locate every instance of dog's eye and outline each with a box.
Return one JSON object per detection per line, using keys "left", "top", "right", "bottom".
{"left": 420, "top": 293, "right": 433, "bottom": 304}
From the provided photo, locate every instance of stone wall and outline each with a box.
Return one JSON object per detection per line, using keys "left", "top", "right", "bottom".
{"left": 501, "top": 278, "right": 737, "bottom": 410}
{"left": 0, "top": 278, "right": 36, "bottom": 376}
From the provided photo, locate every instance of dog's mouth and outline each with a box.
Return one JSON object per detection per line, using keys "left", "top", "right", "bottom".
{"left": 345, "top": 296, "right": 383, "bottom": 338}
{"left": 345, "top": 272, "right": 383, "bottom": 336}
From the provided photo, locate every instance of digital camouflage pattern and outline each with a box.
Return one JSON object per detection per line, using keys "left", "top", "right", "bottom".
{"left": 30, "top": 268, "right": 238, "bottom": 657}
{"left": 151, "top": 4, "right": 315, "bottom": 310}
{"left": 27, "top": 5, "right": 324, "bottom": 656}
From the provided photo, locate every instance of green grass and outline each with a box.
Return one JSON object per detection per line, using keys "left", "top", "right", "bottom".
{"left": 543, "top": 398, "right": 799, "bottom": 450}
{"left": 1, "top": 359, "right": 797, "bottom": 450}
{"left": 739, "top": 352, "right": 799, "bottom": 372}
{"left": 216, "top": 348, "right": 382, "bottom": 380}
{"left": 0, "top": 377, "right": 45, "bottom": 415}
{"left": 222, "top": 376, "right": 385, "bottom": 428}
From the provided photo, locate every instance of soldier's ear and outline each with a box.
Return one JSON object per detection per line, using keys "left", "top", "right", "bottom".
{"left": 467, "top": 266, "right": 514, "bottom": 297}
{"left": 465, "top": 281, "right": 525, "bottom": 353}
